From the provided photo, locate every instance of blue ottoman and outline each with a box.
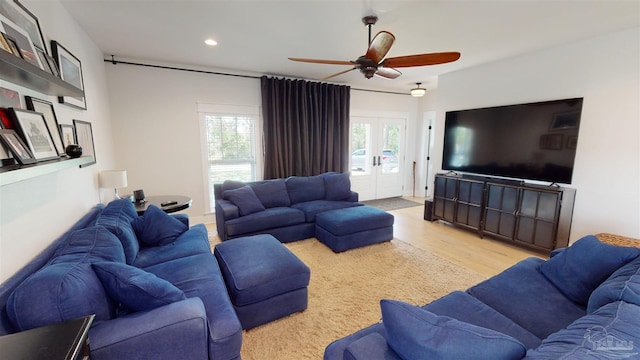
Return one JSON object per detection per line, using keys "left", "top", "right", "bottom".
{"left": 315, "top": 205, "right": 394, "bottom": 252}
{"left": 214, "top": 234, "right": 310, "bottom": 330}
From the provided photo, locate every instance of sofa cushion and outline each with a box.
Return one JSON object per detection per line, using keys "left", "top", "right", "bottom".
{"left": 588, "top": 255, "right": 640, "bottom": 313}
{"left": 381, "top": 299, "right": 526, "bottom": 360}
{"left": 291, "top": 200, "right": 363, "bottom": 222}
{"left": 134, "top": 224, "right": 212, "bottom": 268}
{"left": 52, "top": 226, "right": 126, "bottom": 264}
{"left": 92, "top": 262, "right": 187, "bottom": 312}
{"left": 131, "top": 205, "right": 188, "bottom": 246}
{"left": 539, "top": 235, "right": 640, "bottom": 306}
{"left": 6, "top": 226, "right": 126, "bottom": 331}
{"left": 225, "top": 207, "right": 305, "bottom": 237}
{"left": 467, "top": 257, "right": 586, "bottom": 339}
{"left": 286, "top": 175, "right": 325, "bottom": 204}
{"left": 523, "top": 301, "right": 640, "bottom": 359}
{"left": 344, "top": 333, "right": 402, "bottom": 360}
{"left": 96, "top": 198, "right": 140, "bottom": 264}
{"left": 223, "top": 185, "right": 266, "bottom": 216}
{"left": 324, "top": 172, "right": 352, "bottom": 201}
{"left": 424, "top": 291, "right": 541, "bottom": 349}
{"left": 250, "top": 179, "right": 290, "bottom": 208}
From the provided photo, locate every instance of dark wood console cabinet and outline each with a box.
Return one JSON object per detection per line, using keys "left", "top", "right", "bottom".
{"left": 432, "top": 174, "right": 576, "bottom": 252}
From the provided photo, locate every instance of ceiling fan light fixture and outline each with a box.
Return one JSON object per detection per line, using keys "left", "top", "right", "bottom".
{"left": 204, "top": 38, "right": 218, "bottom": 46}
{"left": 411, "top": 82, "right": 426, "bottom": 97}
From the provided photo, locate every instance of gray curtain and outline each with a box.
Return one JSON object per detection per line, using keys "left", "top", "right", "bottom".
{"left": 261, "top": 76, "right": 350, "bottom": 179}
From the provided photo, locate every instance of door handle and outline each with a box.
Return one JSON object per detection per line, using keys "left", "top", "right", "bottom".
{"left": 372, "top": 156, "right": 377, "bottom": 166}
{"left": 377, "top": 156, "right": 381, "bottom": 166}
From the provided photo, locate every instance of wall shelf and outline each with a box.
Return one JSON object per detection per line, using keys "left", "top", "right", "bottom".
{"left": 0, "top": 49, "right": 84, "bottom": 97}
{"left": 0, "top": 157, "right": 93, "bottom": 186}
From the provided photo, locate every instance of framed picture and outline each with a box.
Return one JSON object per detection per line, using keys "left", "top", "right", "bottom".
{"left": 59, "top": 123, "right": 75, "bottom": 149}
{"left": 51, "top": 41, "right": 86, "bottom": 110}
{"left": 0, "top": 1, "right": 47, "bottom": 54}
{"left": 0, "top": 128, "right": 35, "bottom": 164}
{"left": 0, "top": 13, "right": 42, "bottom": 69}
{"left": 0, "top": 86, "right": 21, "bottom": 109}
{"left": 550, "top": 111, "right": 580, "bottom": 130}
{"left": 0, "top": 137, "right": 13, "bottom": 167}
{"left": 25, "top": 96, "right": 65, "bottom": 155}
{"left": 539, "top": 134, "right": 563, "bottom": 150}
{"left": 73, "top": 119, "right": 95, "bottom": 166}
{"left": 35, "top": 47, "right": 54, "bottom": 75}
{"left": 2, "top": 33, "right": 21, "bottom": 58}
{"left": 45, "top": 53, "right": 60, "bottom": 77}
{"left": 9, "top": 108, "right": 59, "bottom": 161}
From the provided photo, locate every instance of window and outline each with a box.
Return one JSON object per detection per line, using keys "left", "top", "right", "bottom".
{"left": 198, "top": 104, "right": 260, "bottom": 213}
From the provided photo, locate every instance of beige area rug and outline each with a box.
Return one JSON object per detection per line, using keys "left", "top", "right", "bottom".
{"left": 209, "top": 234, "right": 486, "bottom": 360}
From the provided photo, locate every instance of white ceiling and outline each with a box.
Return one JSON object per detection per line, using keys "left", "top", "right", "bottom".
{"left": 60, "top": 0, "right": 640, "bottom": 94}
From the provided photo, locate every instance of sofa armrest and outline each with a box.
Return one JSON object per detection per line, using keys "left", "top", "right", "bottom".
{"left": 349, "top": 191, "right": 359, "bottom": 202}
{"left": 171, "top": 213, "right": 189, "bottom": 227}
{"left": 215, "top": 200, "right": 239, "bottom": 241}
{"left": 343, "top": 333, "right": 402, "bottom": 360}
{"left": 88, "top": 298, "right": 209, "bottom": 360}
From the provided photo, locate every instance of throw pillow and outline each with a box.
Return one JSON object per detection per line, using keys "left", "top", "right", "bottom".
{"left": 250, "top": 179, "right": 290, "bottom": 208}
{"left": 223, "top": 185, "right": 266, "bottom": 216}
{"left": 539, "top": 235, "right": 640, "bottom": 306}
{"left": 324, "top": 172, "right": 352, "bottom": 201}
{"left": 92, "top": 262, "right": 187, "bottom": 312}
{"left": 132, "top": 205, "right": 188, "bottom": 246}
{"left": 381, "top": 299, "right": 526, "bottom": 360}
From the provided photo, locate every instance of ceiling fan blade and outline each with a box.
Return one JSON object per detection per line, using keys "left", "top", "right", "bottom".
{"left": 365, "top": 31, "right": 395, "bottom": 64}
{"left": 288, "top": 57, "right": 355, "bottom": 66}
{"left": 321, "top": 67, "right": 357, "bottom": 81}
{"left": 375, "top": 67, "right": 401, "bottom": 79}
{"left": 382, "top": 52, "right": 461, "bottom": 68}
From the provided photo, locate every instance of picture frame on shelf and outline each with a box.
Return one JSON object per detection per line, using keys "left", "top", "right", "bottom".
{"left": 2, "top": 33, "right": 21, "bottom": 59}
{"left": 59, "top": 123, "right": 75, "bottom": 149}
{"left": 0, "top": 13, "right": 42, "bottom": 69}
{"left": 8, "top": 108, "right": 59, "bottom": 161}
{"left": 35, "top": 47, "right": 54, "bottom": 75}
{"left": 0, "top": 137, "right": 14, "bottom": 167}
{"left": 0, "top": 128, "right": 35, "bottom": 164}
{"left": 44, "top": 53, "right": 60, "bottom": 77}
{"left": 0, "top": 86, "right": 21, "bottom": 109}
{"left": 0, "top": 0, "right": 48, "bottom": 54}
{"left": 25, "top": 96, "right": 65, "bottom": 155}
{"left": 51, "top": 41, "right": 86, "bottom": 110}
{"left": 73, "top": 119, "right": 95, "bottom": 166}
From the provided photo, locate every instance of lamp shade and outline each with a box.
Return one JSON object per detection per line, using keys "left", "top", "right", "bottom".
{"left": 410, "top": 82, "right": 426, "bottom": 97}
{"left": 99, "top": 170, "right": 128, "bottom": 189}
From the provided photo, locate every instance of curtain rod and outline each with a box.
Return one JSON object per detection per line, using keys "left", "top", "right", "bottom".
{"left": 104, "top": 56, "right": 409, "bottom": 96}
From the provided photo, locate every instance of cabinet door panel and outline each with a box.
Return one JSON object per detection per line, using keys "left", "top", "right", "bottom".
{"left": 498, "top": 214, "right": 516, "bottom": 237}
{"left": 484, "top": 210, "right": 500, "bottom": 233}
{"left": 533, "top": 222, "right": 555, "bottom": 249}
{"left": 520, "top": 190, "right": 538, "bottom": 217}
{"left": 516, "top": 218, "right": 535, "bottom": 243}
{"left": 537, "top": 192, "right": 559, "bottom": 221}
{"left": 502, "top": 187, "right": 518, "bottom": 212}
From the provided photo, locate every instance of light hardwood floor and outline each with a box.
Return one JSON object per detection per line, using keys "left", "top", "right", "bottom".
{"left": 206, "top": 197, "right": 545, "bottom": 278}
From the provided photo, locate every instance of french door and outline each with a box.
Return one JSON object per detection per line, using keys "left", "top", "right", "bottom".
{"left": 349, "top": 115, "right": 405, "bottom": 201}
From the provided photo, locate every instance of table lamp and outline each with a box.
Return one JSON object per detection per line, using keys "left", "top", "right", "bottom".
{"left": 99, "top": 170, "right": 128, "bottom": 199}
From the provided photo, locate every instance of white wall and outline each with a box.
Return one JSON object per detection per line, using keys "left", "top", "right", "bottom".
{"left": 0, "top": 1, "right": 116, "bottom": 282}
{"left": 105, "top": 64, "right": 419, "bottom": 221}
{"left": 435, "top": 28, "right": 640, "bottom": 241}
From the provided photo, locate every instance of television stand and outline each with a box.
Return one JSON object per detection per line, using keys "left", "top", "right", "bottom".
{"left": 430, "top": 173, "right": 576, "bottom": 252}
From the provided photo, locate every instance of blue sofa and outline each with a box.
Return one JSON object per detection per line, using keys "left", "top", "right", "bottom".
{"left": 324, "top": 235, "right": 640, "bottom": 360}
{"left": 0, "top": 199, "right": 242, "bottom": 360}
{"left": 214, "top": 172, "right": 362, "bottom": 242}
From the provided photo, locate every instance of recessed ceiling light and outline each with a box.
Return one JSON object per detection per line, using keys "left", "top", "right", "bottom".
{"left": 204, "top": 38, "right": 217, "bottom": 46}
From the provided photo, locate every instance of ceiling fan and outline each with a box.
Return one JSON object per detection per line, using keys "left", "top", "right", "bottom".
{"left": 289, "top": 15, "right": 461, "bottom": 81}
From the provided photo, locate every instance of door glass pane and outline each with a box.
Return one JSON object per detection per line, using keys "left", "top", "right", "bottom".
{"left": 381, "top": 124, "right": 399, "bottom": 173}
{"left": 351, "top": 123, "right": 371, "bottom": 176}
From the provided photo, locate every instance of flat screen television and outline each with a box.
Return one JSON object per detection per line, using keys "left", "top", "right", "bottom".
{"left": 442, "top": 98, "right": 583, "bottom": 184}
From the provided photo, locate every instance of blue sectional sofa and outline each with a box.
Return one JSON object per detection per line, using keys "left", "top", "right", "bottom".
{"left": 324, "top": 235, "right": 640, "bottom": 360}
{"left": 0, "top": 199, "right": 242, "bottom": 360}
{"left": 214, "top": 172, "right": 362, "bottom": 242}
